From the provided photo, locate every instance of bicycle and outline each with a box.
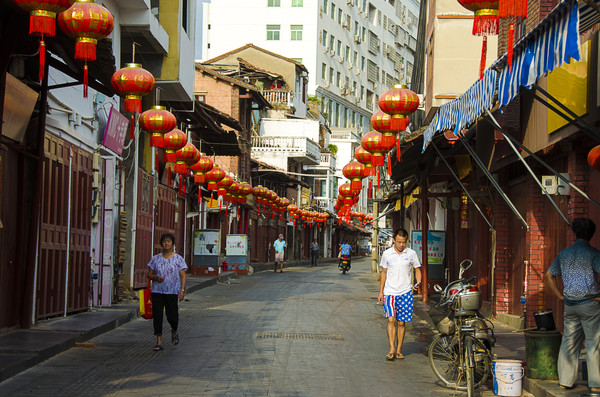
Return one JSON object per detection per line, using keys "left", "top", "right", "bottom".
{"left": 427, "top": 260, "right": 494, "bottom": 396}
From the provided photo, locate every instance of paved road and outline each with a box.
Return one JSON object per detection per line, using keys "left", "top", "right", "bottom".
{"left": 0, "top": 258, "right": 464, "bottom": 397}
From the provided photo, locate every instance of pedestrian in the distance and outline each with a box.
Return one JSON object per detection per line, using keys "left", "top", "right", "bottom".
{"left": 377, "top": 228, "right": 422, "bottom": 361}
{"left": 147, "top": 233, "right": 187, "bottom": 352}
{"left": 310, "top": 239, "right": 319, "bottom": 266}
{"left": 273, "top": 233, "right": 286, "bottom": 273}
{"left": 545, "top": 218, "right": 600, "bottom": 393}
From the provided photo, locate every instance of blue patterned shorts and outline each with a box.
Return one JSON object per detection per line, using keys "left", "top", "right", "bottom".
{"left": 383, "top": 291, "right": 414, "bottom": 322}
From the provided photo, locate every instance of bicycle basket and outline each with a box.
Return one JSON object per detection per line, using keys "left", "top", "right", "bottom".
{"left": 429, "top": 303, "right": 455, "bottom": 335}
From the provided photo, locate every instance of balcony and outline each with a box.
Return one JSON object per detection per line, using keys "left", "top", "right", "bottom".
{"left": 314, "top": 197, "right": 335, "bottom": 212}
{"left": 306, "top": 152, "right": 336, "bottom": 172}
{"left": 262, "top": 90, "right": 293, "bottom": 106}
{"left": 331, "top": 129, "right": 360, "bottom": 141}
{"left": 251, "top": 136, "right": 320, "bottom": 165}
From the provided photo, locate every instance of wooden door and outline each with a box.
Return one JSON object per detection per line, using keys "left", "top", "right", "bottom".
{"left": 508, "top": 182, "right": 528, "bottom": 315}
{"left": 134, "top": 170, "right": 153, "bottom": 289}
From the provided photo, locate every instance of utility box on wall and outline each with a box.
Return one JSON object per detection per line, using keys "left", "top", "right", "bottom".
{"left": 541, "top": 173, "right": 570, "bottom": 195}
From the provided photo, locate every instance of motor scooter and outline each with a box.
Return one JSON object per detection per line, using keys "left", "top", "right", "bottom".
{"left": 339, "top": 255, "right": 351, "bottom": 274}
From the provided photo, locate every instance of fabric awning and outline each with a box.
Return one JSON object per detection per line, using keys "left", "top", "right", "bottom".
{"left": 421, "top": 0, "right": 588, "bottom": 151}
{"left": 422, "top": 68, "right": 497, "bottom": 151}
{"left": 497, "top": 0, "right": 581, "bottom": 107}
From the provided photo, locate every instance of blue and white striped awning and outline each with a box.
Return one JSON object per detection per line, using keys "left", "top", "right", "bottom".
{"left": 497, "top": 0, "right": 581, "bottom": 107}
{"left": 422, "top": 68, "right": 497, "bottom": 151}
{"left": 421, "top": 0, "right": 596, "bottom": 152}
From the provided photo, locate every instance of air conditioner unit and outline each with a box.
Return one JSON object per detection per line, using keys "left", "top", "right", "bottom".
{"left": 342, "top": 21, "right": 348, "bottom": 28}
{"left": 399, "top": 63, "right": 404, "bottom": 70}
{"left": 323, "top": 47, "right": 329, "bottom": 53}
{"left": 330, "top": 50, "right": 336, "bottom": 56}
{"left": 341, "top": 88, "right": 348, "bottom": 95}
{"left": 92, "top": 171, "right": 101, "bottom": 189}
{"left": 355, "top": 95, "right": 360, "bottom": 103}
{"left": 346, "top": 0, "right": 353, "bottom": 6}
{"left": 417, "top": 94, "right": 425, "bottom": 110}
{"left": 347, "top": 63, "right": 353, "bottom": 70}
{"left": 324, "top": 82, "right": 330, "bottom": 88}
{"left": 92, "top": 152, "right": 101, "bottom": 170}
{"left": 355, "top": 70, "right": 360, "bottom": 75}
{"left": 541, "top": 174, "right": 570, "bottom": 195}
{"left": 338, "top": 57, "right": 344, "bottom": 63}
{"left": 354, "top": 35, "right": 361, "bottom": 44}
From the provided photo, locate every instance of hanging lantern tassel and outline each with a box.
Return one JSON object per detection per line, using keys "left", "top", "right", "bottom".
{"left": 39, "top": 39, "right": 46, "bottom": 82}
{"left": 368, "top": 179, "right": 372, "bottom": 199}
{"left": 397, "top": 137, "right": 402, "bottom": 162}
{"left": 479, "top": 36, "right": 488, "bottom": 80}
{"left": 507, "top": 24, "right": 515, "bottom": 72}
{"left": 198, "top": 186, "right": 202, "bottom": 205}
{"left": 83, "top": 64, "right": 89, "bottom": 98}
{"left": 155, "top": 150, "right": 159, "bottom": 173}
{"left": 210, "top": 192, "right": 214, "bottom": 207}
{"left": 387, "top": 153, "right": 392, "bottom": 176}
{"left": 377, "top": 167, "right": 381, "bottom": 189}
{"left": 130, "top": 115, "right": 135, "bottom": 140}
{"left": 219, "top": 196, "right": 222, "bottom": 213}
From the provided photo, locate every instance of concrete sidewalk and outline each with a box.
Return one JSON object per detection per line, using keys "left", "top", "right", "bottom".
{"left": 413, "top": 299, "right": 594, "bottom": 397}
{"left": 0, "top": 258, "right": 328, "bottom": 383}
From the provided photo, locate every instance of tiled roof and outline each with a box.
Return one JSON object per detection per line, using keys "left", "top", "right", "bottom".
{"left": 203, "top": 43, "right": 309, "bottom": 74}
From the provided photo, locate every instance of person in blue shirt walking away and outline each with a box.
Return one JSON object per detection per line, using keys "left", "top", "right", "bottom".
{"left": 147, "top": 233, "right": 188, "bottom": 352}
{"left": 273, "top": 234, "right": 286, "bottom": 273}
{"left": 545, "top": 218, "right": 600, "bottom": 394}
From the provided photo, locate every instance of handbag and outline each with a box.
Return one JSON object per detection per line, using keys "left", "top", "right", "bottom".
{"left": 138, "top": 278, "right": 153, "bottom": 319}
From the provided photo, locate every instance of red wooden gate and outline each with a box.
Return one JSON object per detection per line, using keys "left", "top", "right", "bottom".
{"left": 134, "top": 169, "right": 153, "bottom": 289}
{"left": 37, "top": 133, "right": 92, "bottom": 319}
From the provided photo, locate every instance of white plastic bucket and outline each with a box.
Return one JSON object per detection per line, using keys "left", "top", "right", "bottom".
{"left": 492, "top": 359, "right": 524, "bottom": 396}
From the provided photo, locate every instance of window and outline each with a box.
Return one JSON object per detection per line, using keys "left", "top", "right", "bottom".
{"left": 353, "top": 51, "right": 358, "bottom": 66}
{"left": 361, "top": 26, "right": 366, "bottom": 42}
{"left": 321, "top": 63, "right": 327, "bottom": 80}
{"left": 336, "top": 71, "right": 341, "bottom": 88}
{"left": 322, "top": 30, "right": 328, "bottom": 45}
{"left": 292, "top": 58, "right": 303, "bottom": 63}
{"left": 267, "top": 25, "right": 280, "bottom": 40}
{"left": 360, "top": 86, "right": 364, "bottom": 100}
{"left": 361, "top": 56, "right": 365, "bottom": 71}
{"left": 344, "top": 108, "right": 348, "bottom": 127}
{"left": 291, "top": 25, "right": 303, "bottom": 40}
{"left": 292, "top": 0, "right": 303, "bottom": 6}
{"left": 268, "top": 0, "right": 280, "bottom": 6}
{"left": 334, "top": 103, "right": 339, "bottom": 126}
{"left": 336, "top": 40, "right": 341, "bottom": 56}
{"left": 328, "top": 35, "right": 335, "bottom": 50}
{"left": 353, "top": 81, "right": 357, "bottom": 95}
{"left": 354, "top": 21, "right": 359, "bottom": 35}
{"left": 330, "top": 3, "right": 335, "bottom": 18}
{"left": 329, "top": 68, "right": 334, "bottom": 84}
{"left": 337, "top": 8, "right": 343, "bottom": 24}
{"left": 323, "top": 0, "right": 328, "bottom": 13}
{"left": 345, "top": 46, "right": 350, "bottom": 61}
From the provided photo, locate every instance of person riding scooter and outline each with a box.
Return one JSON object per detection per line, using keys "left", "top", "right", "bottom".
{"left": 338, "top": 240, "right": 352, "bottom": 270}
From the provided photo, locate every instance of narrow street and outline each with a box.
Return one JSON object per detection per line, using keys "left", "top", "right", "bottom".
{"left": 0, "top": 258, "right": 459, "bottom": 396}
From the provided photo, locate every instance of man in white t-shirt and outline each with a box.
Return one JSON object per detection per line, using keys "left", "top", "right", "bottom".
{"left": 378, "top": 228, "right": 422, "bottom": 361}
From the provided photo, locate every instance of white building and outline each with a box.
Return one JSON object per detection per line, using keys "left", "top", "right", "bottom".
{"left": 201, "top": 0, "right": 418, "bottom": 219}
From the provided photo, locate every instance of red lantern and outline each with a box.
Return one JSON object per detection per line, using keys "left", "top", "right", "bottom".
{"left": 190, "top": 154, "right": 213, "bottom": 183}
{"left": 174, "top": 143, "right": 199, "bottom": 174}
{"left": 138, "top": 106, "right": 176, "bottom": 148}
{"left": 355, "top": 145, "right": 375, "bottom": 176}
{"left": 14, "top": 0, "right": 75, "bottom": 81}
{"left": 378, "top": 85, "right": 419, "bottom": 132}
{"left": 238, "top": 183, "right": 253, "bottom": 204}
{"left": 361, "top": 131, "right": 386, "bottom": 167}
{"left": 339, "top": 183, "right": 355, "bottom": 206}
{"left": 588, "top": 146, "right": 600, "bottom": 170}
{"left": 205, "top": 166, "right": 225, "bottom": 191}
{"left": 371, "top": 111, "right": 403, "bottom": 151}
{"left": 287, "top": 203, "right": 298, "bottom": 217}
{"left": 58, "top": 0, "right": 114, "bottom": 97}
{"left": 217, "top": 175, "right": 233, "bottom": 197}
{"left": 111, "top": 63, "right": 155, "bottom": 114}
{"left": 456, "top": 0, "right": 499, "bottom": 78}
{"left": 343, "top": 161, "right": 365, "bottom": 193}
{"left": 227, "top": 181, "right": 240, "bottom": 203}
{"left": 162, "top": 129, "right": 187, "bottom": 163}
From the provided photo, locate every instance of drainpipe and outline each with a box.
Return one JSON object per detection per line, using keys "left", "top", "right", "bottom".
{"left": 64, "top": 147, "right": 73, "bottom": 316}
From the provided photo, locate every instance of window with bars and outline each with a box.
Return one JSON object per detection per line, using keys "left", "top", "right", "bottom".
{"left": 268, "top": 0, "right": 280, "bottom": 6}
{"left": 368, "top": 30, "right": 380, "bottom": 54}
{"left": 367, "top": 60, "right": 379, "bottom": 83}
{"left": 267, "top": 25, "right": 280, "bottom": 40}
{"left": 291, "top": 25, "right": 303, "bottom": 40}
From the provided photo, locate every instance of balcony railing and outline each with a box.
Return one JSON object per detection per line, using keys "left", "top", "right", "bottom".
{"left": 262, "top": 90, "right": 293, "bottom": 105}
{"left": 331, "top": 130, "right": 359, "bottom": 141}
{"left": 314, "top": 197, "right": 334, "bottom": 212}
{"left": 320, "top": 153, "right": 336, "bottom": 169}
{"left": 252, "top": 136, "right": 320, "bottom": 164}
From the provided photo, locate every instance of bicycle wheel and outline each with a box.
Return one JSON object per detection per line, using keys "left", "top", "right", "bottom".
{"left": 428, "top": 334, "right": 491, "bottom": 390}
